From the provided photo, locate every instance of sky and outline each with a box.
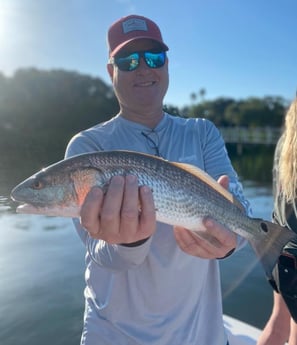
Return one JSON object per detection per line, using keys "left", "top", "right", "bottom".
{"left": 0, "top": 0, "right": 296, "bottom": 107}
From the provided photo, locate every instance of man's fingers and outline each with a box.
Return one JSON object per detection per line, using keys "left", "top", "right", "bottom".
{"left": 80, "top": 176, "right": 157, "bottom": 244}
{"left": 100, "top": 176, "right": 124, "bottom": 237}
{"left": 120, "top": 175, "right": 141, "bottom": 242}
{"left": 80, "top": 187, "right": 104, "bottom": 236}
{"left": 202, "top": 217, "right": 237, "bottom": 248}
{"left": 217, "top": 175, "right": 229, "bottom": 190}
{"left": 174, "top": 226, "right": 213, "bottom": 258}
{"left": 138, "top": 185, "right": 156, "bottom": 237}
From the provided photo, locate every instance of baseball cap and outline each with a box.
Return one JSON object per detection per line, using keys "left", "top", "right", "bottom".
{"left": 107, "top": 15, "right": 169, "bottom": 57}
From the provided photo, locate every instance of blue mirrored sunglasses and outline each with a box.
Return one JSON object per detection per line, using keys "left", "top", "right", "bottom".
{"left": 110, "top": 51, "right": 166, "bottom": 72}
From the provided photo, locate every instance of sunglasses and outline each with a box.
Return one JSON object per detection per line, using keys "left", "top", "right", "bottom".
{"left": 110, "top": 51, "right": 166, "bottom": 72}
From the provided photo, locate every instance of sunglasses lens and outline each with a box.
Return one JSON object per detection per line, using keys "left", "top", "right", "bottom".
{"left": 115, "top": 53, "right": 139, "bottom": 71}
{"left": 144, "top": 52, "right": 166, "bottom": 68}
{"left": 113, "top": 51, "right": 166, "bottom": 71}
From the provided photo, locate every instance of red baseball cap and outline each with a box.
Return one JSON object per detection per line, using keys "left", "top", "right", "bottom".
{"left": 107, "top": 15, "right": 169, "bottom": 57}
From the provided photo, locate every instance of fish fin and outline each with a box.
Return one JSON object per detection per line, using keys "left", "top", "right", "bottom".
{"left": 250, "top": 220, "right": 297, "bottom": 280}
{"left": 71, "top": 168, "right": 100, "bottom": 206}
{"left": 172, "top": 162, "right": 245, "bottom": 212}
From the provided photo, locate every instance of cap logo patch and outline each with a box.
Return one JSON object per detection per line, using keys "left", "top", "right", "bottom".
{"left": 122, "top": 18, "right": 148, "bottom": 34}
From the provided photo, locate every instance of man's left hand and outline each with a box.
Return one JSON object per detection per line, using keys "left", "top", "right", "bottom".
{"left": 173, "top": 175, "right": 237, "bottom": 259}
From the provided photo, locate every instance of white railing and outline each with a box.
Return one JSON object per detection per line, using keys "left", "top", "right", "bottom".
{"left": 219, "top": 127, "right": 281, "bottom": 145}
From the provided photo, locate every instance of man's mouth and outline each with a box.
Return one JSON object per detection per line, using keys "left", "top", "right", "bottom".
{"left": 135, "top": 81, "right": 155, "bottom": 87}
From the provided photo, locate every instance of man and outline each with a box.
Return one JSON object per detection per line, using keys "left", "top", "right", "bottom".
{"left": 66, "top": 14, "right": 249, "bottom": 345}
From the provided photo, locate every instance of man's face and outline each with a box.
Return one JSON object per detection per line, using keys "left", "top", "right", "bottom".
{"left": 108, "top": 39, "right": 169, "bottom": 110}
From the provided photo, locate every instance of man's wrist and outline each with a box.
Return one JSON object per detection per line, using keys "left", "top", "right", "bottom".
{"left": 217, "top": 247, "right": 235, "bottom": 260}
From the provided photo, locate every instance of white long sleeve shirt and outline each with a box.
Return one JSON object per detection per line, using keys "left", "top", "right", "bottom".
{"left": 65, "top": 113, "right": 249, "bottom": 345}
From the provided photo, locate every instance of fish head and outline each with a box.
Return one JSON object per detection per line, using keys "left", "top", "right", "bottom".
{"left": 11, "top": 163, "right": 102, "bottom": 217}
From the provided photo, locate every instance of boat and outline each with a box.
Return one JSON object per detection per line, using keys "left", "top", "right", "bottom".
{"left": 223, "top": 315, "right": 261, "bottom": 345}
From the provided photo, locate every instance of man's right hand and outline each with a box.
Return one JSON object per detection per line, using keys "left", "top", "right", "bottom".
{"left": 79, "top": 175, "right": 156, "bottom": 244}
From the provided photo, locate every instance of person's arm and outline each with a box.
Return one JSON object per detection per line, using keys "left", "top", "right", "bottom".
{"left": 202, "top": 120, "right": 251, "bottom": 214}
{"left": 73, "top": 216, "right": 154, "bottom": 271}
{"left": 66, "top": 134, "right": 157, "bottom": 272}
{"left": 78, "top": 176, "right": 157, "bottom": 271}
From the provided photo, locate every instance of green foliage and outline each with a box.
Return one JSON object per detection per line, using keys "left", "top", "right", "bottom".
{"left": 227, "top": 144, "right": 275, "bottom": 183}
{"left": 184, "top": 95, "right": 287, "bottom": 128}
{"left": 186, "top": 97, "right": 234, "bottom": 126}
{"left": 224, "top": 97, "right": 285, "bottom": 127}
{"left": 0, "top": 68, "right": 119, "bottom": 166}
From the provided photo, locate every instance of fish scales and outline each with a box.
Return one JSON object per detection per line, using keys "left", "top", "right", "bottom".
{"left": 89, "top": 151, "right": 232, "bottom": 229}
{"left": 89, "top": 151, "right": 247, "bottom": 232}
{"left": 10, "top": 150, "right": 297, "bottom": 280}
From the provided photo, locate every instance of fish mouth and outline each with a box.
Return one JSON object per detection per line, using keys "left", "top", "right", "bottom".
{"left": 11, "top": 197, "right": 80, "bottom": 217}
{"left": 14, "top": 203, "right": 79, "bottom": 217}
{"left": 10, "top": 192, "right": 55, "bottom": 215}
{"left": 9, "top": 191, "right": 48, "bottom": 214}
{"left": 10, "top": 186, "right": 51, "bottom": 208}
{"left": 15, "top": 203, "right": 43, "bottom": 214}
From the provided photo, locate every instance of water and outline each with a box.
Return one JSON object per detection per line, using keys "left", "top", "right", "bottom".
{"left": 0, "top": 180, "right": 274, "bottom": 345}
{"left": 220, "top": 182, "right": 274, "bottom": 328}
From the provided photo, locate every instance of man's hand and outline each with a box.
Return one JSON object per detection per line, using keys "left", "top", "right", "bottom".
{"left": 173, "top": 175, "right": 237, "bottom": 259}
{"left": 80, "top": 175, "right": 156, "bottom": 244}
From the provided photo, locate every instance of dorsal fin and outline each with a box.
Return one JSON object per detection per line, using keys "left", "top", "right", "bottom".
{"left": 172, "top": 162, "right": 245, "bottom": 212}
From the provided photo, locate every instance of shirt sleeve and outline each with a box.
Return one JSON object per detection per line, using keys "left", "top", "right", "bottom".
{"left": 202, "top": 120, "right": 251, "bottom": 214}
{"left": 201, "top": 120, "right": 251, "bottom": 250}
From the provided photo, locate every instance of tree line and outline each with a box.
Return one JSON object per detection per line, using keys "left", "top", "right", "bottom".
{"left": 0, "top": 68, "right": 289, "bottom": 171}
{"left": 166, "top": 96, "right": 287, "bottom": 127}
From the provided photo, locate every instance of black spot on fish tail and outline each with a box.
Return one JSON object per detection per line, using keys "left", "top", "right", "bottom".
{"left": 260, "top": 222, "right": 268, "bottom": 233}
{"left": 250, "top": 220, "right": 297, "bottom": 280}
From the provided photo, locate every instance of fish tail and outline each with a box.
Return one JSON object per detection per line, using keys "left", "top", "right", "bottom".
{"left": 250, "top": 220, "right": 297, "bottom": 280}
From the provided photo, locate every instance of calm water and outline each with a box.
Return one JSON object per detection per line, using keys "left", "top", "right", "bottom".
{"left": 0, "top": 176, "right": 274, "bottom": 345}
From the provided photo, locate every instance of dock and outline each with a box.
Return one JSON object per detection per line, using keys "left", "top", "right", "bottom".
{"left": 219, "top": 127, "right": 281, "bottom": 145}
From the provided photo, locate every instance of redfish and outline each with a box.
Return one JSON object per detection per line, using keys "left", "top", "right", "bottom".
{"left": 11, "top": 150, "right": 296, "bottom": 280}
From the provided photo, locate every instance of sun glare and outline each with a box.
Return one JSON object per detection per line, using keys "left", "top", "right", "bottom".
{"left": 0, "top": 1, "right": 24, "bottom": 75}
{"left": 0, "top": 1, "right": 23, "bottom": 45}
{"left": 0, "top": 2, "right": 13, "bottom": 43}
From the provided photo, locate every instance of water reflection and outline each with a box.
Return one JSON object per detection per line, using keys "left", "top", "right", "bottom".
{"left": 0, "top": 211, "right": 85, "bottom": 345}
{"left": 0, "top": 196, "right": 11, "bottom": 213}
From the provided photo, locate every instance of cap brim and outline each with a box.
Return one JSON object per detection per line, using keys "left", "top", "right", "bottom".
{"left": 110, "top": 37, "right": 169, "bottom": 57}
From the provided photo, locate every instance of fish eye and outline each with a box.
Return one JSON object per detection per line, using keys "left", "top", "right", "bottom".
{"left": 31, "top": 180, "right": 43, "bottom": 190}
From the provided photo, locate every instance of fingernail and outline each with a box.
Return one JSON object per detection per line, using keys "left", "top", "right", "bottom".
{"left": 203, "top": 217, "right": 213, "bottom": 227}
{"left": 141, "top": 186, "right": 151, "bottom": 194}
{"left": 127, "top": 175, "right": 137, "bottom": 184}
{"left": 112, "top": 175, "right": 124, "bottom": 185}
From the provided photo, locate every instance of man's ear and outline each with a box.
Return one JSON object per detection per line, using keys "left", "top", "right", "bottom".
{"left": 107, "top": 64, "right": 114, "bottom": 80}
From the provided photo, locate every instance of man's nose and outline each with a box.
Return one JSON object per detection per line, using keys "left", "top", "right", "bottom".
{"left": 137, "top": 57, "right": 150, "bottom": 71}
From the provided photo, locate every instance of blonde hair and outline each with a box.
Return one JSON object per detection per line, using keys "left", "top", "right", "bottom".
{"left": 279, "top": 98, "right": 297, "bottom": 202}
